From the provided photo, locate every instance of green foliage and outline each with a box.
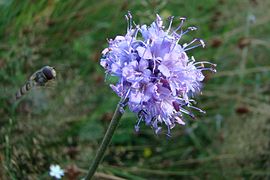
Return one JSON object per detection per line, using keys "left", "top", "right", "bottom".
{"left": 1, "top": 0, "right": 270, "bottom": 179}
{"left": 79, "top": 119, "right": 104, "bottom": 142}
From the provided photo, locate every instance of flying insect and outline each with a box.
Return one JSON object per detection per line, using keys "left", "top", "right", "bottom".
{"left": 14, "top": 66, "right": 56, "bottom": 101}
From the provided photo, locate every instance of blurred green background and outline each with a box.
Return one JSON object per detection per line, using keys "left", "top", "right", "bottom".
{"left": 1, "top": 0, "right": 270, "bottom": 179}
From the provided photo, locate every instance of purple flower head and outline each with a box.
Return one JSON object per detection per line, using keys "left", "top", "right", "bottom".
{"left": 100, "top": 12, "right": 216, "bottom": 136}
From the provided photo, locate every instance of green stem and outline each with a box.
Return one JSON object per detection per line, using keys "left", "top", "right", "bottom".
{"left": 85, "top": 102, "right": 125, "bottom": 180}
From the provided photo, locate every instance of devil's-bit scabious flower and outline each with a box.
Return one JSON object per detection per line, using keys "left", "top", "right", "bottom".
{"left": 100, "top": 12, "right": 216, "bottom": 136}
{"left": 49, "top": 164, "right": 64, "bottom": 179}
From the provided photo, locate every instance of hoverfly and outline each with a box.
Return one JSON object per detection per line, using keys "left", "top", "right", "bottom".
{"left": 14, "top": 66, "right": 56, "bottom": 101}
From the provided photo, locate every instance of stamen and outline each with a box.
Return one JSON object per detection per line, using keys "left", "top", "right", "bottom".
{"left": 197, "top": 67, "right": 217, "bottom": 73}
{"left": 183, "top": 39, "right": 205, "bottom": 51}
{"left": 173, "top": 17, "right": 186, "bottom": 33}
{"left": 135, "top": 116, "right": 143, "bottom": 132}
{"left": 128, "top": 11, "right": 133, "bottom": 30}
{"left": 183, "top": 38, "right": 197, "bottom": 48}
{"left": 122, "top": 87, "right": 131, "bottom": 102}
{"left": 199, "top": 39, "right": 205, "bottom": 47}
{"left": 188, "top": 105, "right": 206, "bottom": 114}
{"left": 187, "top": 56, "right": 196, "bottom": 65}
{"left": 180, "top": 108, "right": 195, "bottom": 119}
{"left": 131, "top": 25, "right": 140, "bottom": 38}
{"left": 125, "top": 15, "right": 130, "bottom": 32}
{"left": 156, "top": 14, "right": 163, "bottom": 28}
{"left": 173, "top": 31, "right": 182, "bottom": 40}
{"left": 193, "top": 61, "right": 217, "bottom": 66}
{"left": 166, "top": 16, "right": 174, "bottom": 33}
{"left": 182, "top": 26, "right": 198, "bottom": 35}
{"left": 166, "top": 125, "right": 172, "bottom": 138}
{"left": 179, "top": 17, "right": 186, "bottom": 21}
{"left": 188, "top": 99, "right": 197, "bottom": 104}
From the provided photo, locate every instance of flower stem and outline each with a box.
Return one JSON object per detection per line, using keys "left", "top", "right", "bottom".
{"left": 85, "top": 102, "right": 125, "bottom": 180}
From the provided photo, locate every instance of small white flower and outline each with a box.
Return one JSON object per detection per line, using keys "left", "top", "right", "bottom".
{"left": 49, "top": 164, "right": 64, "bottom": 179}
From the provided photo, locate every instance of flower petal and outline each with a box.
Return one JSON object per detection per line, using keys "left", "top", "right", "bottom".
{"left": 158, "top": 64, "right": 170, "bottom": 77}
